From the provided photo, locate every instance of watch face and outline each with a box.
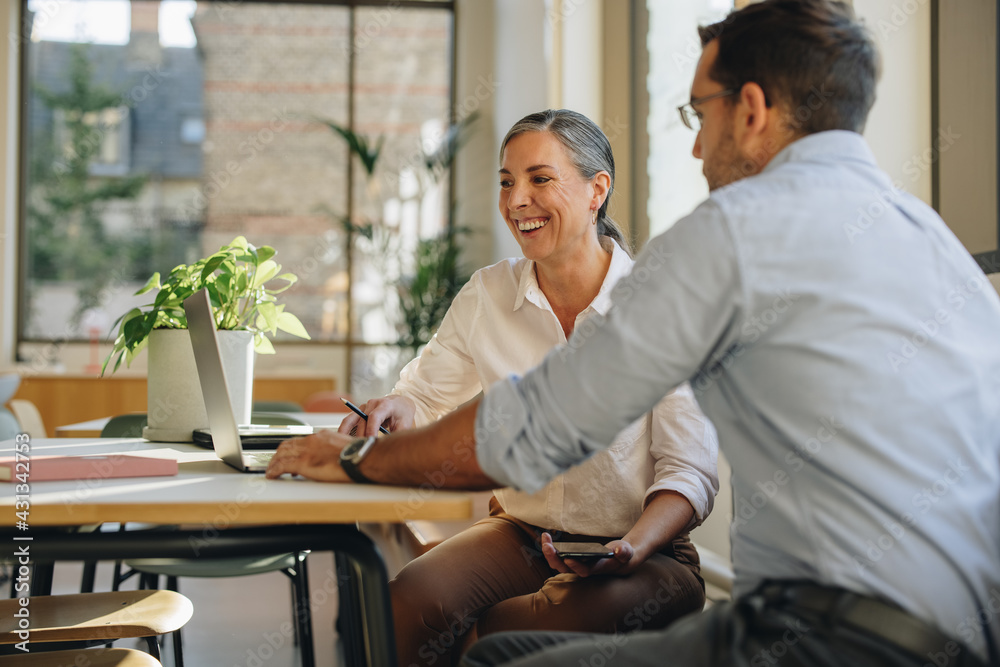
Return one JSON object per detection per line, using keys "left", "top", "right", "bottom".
{"left": 342, "top": 436, "right": 374, "bottom": 465}
{"left": 341, "top": 439, "right": 364, "bottom": 462}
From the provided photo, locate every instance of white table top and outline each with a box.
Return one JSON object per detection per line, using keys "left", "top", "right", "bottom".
{"left": 1, "top": 437, "right": 472, "bottom": 527}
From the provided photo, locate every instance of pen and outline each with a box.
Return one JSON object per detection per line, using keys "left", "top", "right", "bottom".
{"left": 341, "top": 397, "right": 391, "bottom": 435}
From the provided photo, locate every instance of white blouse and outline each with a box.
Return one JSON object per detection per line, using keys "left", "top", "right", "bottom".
{"left": 392, "top": 242, "right": 719, "bottom": 537}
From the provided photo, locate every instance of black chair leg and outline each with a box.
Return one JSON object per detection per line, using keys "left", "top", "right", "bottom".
{"left": 282, "top": 553, "right": 314, "bottom": 667}
{"left": 335, "top": 553, "right": 363, "bottom": 667}
{"left": 139, "top": 572, "right": 158, "bottom": 590}
{"left": 80, "top": 560, "right": 97, "bottom": 593}
{"left": 29, "top": 561, "right": 54, "bottom": 596}
{"left": 144, "top": 635, "right": 161, "bottom": 661}
{"left": 162, "top": 576, "right": 185, "bottom": 667}
{"left": 294, "top": 555, "right": 314, "bottom": 667}
{"left": 111, "top": 560, "right": 124, "bottom": 591}
{"left": 172, "top": 626, "right": 185, "bottom": 667}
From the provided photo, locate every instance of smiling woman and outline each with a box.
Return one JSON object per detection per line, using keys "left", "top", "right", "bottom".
{"left": 313, "top": 109, "right": 720, "bottom": 666}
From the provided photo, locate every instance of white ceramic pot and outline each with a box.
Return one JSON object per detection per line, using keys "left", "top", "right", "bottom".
{"left": 143, "top": 328, "right": 254, "bottom": 442}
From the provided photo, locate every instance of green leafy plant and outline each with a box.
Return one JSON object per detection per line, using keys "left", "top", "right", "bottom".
{"left": 397, "top": 225, "right": 471, "bottom": 350}
{"left": 317, "top": 114, "right": 477, "bottom": 354}
{"left": 101, "top": 236, "right": 310, "bottom": 375}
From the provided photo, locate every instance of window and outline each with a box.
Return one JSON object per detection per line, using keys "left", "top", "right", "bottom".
{"left": 19, "top": 0, "right": 456, "bottom": 396}
{"left": 645, "top": 0, "right": 733, "bottom": 237}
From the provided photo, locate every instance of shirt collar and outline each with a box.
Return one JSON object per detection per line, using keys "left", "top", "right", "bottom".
{"left": 762, "top": 130, "right": 879, "bottom": 175}
{"left": 513, "top": 240, "right": 633, "bottom": 315}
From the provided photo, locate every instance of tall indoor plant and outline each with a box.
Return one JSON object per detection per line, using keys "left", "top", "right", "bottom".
{"left": 317, "top": 115, "right": 475, "bottom": 395}
{"left": 102, "top": 236, "right": 310, "bottom": 441}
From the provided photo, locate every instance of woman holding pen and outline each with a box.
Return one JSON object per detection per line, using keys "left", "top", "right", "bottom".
{"left": 336, "top": 109, "right": 719, "bottom": 666}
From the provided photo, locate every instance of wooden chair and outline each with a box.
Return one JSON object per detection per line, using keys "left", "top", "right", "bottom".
{"left": 0, "top": 647, "right": 162, "bottom": 666}
{"left": 0, "top": 374, "right": 21, "bottom": 441}
{"left": 8, "top": 399, "right": 47, "bottom": 438}
{"left": 0, "top": 590, "right": 192, "bottom": 663}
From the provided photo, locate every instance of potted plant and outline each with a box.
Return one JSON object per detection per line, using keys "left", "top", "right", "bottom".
{"left": 102, "top": 236, "right": 310, "bottom": 441}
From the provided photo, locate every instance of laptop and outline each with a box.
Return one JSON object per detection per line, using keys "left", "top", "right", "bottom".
{"left": 183, "top": 288, "right": 315, "bottom": 472}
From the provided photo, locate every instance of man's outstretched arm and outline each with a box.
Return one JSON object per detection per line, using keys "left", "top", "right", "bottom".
{"left": 265, "top": 397, "right": 500, "bottom": 490}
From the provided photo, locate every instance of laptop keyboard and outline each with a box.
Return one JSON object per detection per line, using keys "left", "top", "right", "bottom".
{"left": 244, "top": 452, "right": 275, "bottom": 466}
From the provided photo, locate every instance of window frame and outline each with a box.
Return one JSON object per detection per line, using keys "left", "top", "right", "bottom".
{"left": 14, "top": 0, "right": 457, "bottom": 392}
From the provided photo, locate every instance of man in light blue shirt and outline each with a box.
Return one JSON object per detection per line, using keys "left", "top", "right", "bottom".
{"left": 268, "top": 1, "right": 1000, "bottom": 665}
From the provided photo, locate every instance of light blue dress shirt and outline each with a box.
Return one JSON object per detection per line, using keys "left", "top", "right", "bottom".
{"left": 476, "top": 131, "right": 1000, "bottom": 660}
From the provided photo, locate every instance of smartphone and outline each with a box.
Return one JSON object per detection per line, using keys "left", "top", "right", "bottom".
{"left": 551, "top": 541, "right": 614, "bottom": 560}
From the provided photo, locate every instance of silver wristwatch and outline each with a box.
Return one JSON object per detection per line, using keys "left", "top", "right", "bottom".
{"left": 339, "top": 435, "right": 378, "bottom": 484}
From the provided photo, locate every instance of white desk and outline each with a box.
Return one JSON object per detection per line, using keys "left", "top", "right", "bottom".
{"left": 0, "top": 437, "right": 472, "bottom": 666}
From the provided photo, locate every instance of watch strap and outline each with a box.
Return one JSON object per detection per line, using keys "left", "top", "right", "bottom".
{"left": 340, "top": 436, "right": 377, "bottom": 484}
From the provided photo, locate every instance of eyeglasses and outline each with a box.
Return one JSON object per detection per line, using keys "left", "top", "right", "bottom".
{"left": 677, "top": 89, "right": 739, "bottom": 130}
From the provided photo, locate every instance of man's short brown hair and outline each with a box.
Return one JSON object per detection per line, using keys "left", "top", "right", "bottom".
{"left": 699, "top": 0, "right": 880, "bottom": 135}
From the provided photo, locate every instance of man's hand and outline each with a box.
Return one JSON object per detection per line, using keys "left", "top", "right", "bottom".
{"left": 539, "top": 532, "right": 636, "bottom": 578}
{"left": 265, "top": 430, "right": 356, "bottom": 482}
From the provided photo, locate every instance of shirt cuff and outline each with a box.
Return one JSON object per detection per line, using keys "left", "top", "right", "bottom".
{"left": 645, "top": 477, "right": 713, "bottom": 531}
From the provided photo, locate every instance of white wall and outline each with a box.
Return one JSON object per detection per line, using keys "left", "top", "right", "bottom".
{"left": 646, "top": 0, "right": 731, "bottom": 238}
{"left": 854, "top": 0, "right": 933, "bottom": 204}
{"left": 488, "top": 0, "right": 550, "bottom": 263}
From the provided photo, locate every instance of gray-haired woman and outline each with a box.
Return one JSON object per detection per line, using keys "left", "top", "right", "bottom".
{"left": 338, "top": 109, "right": 719, "bottom": 666}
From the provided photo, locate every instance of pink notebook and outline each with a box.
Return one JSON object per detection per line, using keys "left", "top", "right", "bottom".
{"left": 0, "top": 454, "right": 178, "bottom": 482}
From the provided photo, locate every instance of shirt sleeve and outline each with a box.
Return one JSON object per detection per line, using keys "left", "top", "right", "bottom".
{"left": 392, "top": 274, "right": 485, "bottom": 426}
{"left": 644, "top": 382, "right": 720, "bottom": 528}
{"left": 476, "top": 201, "right": 745, "bottom": 492}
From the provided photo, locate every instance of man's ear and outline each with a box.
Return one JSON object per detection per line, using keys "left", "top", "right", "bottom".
{"left": 733, "top": 82, "right": 773, "bottom": 161}
{"left": 591, "top": 170, "right": 611, "bottom": 210}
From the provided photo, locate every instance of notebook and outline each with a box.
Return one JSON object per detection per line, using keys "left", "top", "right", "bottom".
{"left": 183, "top": 288, "right": 315, "bottom": 472}
{"left": 0, "top": 454, "right": 178, "bottom": 482}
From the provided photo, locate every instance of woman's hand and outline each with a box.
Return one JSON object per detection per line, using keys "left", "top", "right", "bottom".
{"left": 265, "top": 430, "right": 354, "bottom": 481}
{"left": 539, "top": 532, "right": 638, "bottom": 578}
{"left": 336, "top": 395, "right": 417, "bottom": 437}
